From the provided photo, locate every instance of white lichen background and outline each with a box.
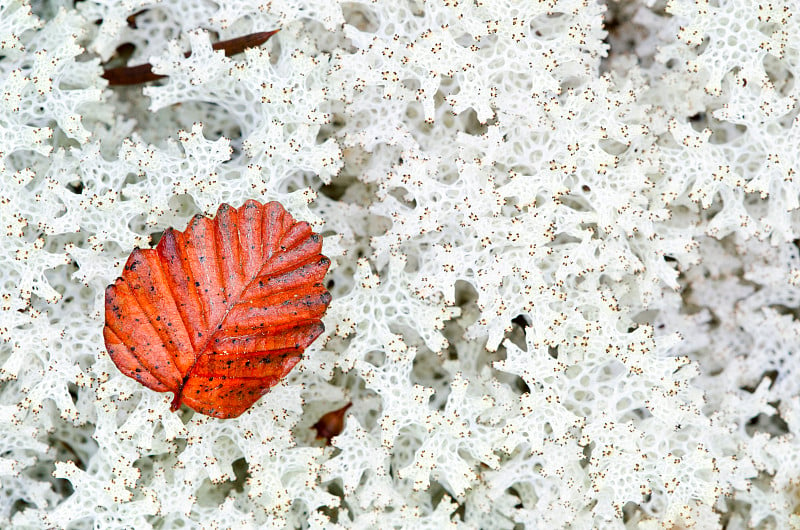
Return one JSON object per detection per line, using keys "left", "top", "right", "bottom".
{"left": 1, "top": 0, "right": 800, "bottom": 527}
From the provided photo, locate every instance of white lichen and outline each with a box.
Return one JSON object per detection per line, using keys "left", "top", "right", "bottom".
{"left": 2, "top": 0, "right": 800, "bottom": 527}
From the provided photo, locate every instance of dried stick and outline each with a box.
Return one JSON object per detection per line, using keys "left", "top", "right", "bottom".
{"left": 102, "top": 30, "right": 279, "bottom": 86}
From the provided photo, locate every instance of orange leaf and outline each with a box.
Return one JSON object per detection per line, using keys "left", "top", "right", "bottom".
{"left": 103, "top": 200, "right": 331, "bottom": 418}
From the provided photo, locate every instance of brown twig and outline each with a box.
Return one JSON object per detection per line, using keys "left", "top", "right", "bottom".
{"left": 102, "top": 29, "right": 279, "bottom": 86}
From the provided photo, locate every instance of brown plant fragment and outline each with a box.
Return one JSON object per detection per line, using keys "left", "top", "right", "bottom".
{"left": 313, "top": 402, "right": 353, "bottom": 444}
{"left": 103, "top": 200, "right": 331, "bottom": 418}
{"left": 102, "top": 29, "right": 279, "bottom": 86}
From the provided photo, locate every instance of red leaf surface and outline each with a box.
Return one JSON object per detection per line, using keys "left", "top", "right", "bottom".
{"left": 103, "top": 200, "right": 331, "bottom": 418}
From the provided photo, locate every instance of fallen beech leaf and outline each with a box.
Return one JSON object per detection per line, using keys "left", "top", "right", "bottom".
{"left": 103, "top": 200, "right": 331, "bottom": 418}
